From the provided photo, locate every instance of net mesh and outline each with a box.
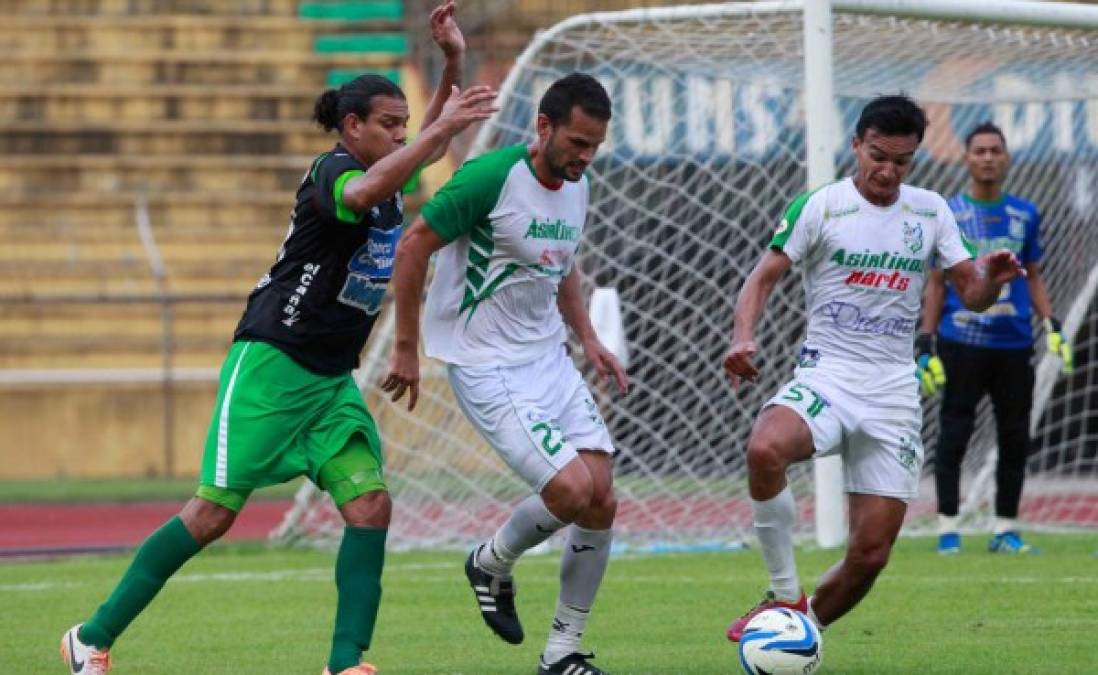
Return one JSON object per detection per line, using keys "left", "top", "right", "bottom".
{"left": 273, "top": 3, "right": 1098, "bottom": 550}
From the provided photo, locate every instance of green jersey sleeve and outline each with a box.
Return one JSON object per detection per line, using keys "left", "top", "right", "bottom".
{"left": 311, "top": 151, "right": 370, "bottom": 224}
{"left": 421, "top": 144, "right": 527, "bottom": 242}
{"left": 770, "top": 186, "right": 823, "bottom": 262}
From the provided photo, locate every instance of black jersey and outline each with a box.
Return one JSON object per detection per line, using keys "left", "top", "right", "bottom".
{"left": 234, "top": 144, "right": 404, "bottom": 375}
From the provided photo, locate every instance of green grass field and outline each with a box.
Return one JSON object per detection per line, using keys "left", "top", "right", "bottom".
{"left": 4, "top": 533, "right": 1097, "bottom": 674}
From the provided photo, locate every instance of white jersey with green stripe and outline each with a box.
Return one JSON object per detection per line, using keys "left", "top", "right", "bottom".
{"left": 771, "top": 177, "right": 975, "bottom": 369}
{"left": 421, "top": 144, "right": 588, "bottom": 367}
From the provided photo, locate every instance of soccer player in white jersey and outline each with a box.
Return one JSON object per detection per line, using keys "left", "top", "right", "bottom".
{"left": 722, "top": 95, "right": 1025, "bottom": 641}
{"left": 383, "top": 73, "right": 627, "bottom": 675}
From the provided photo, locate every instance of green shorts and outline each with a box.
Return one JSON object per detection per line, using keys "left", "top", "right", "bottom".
{"left": 197, "top": 340, "right": 385, "bottom": 511}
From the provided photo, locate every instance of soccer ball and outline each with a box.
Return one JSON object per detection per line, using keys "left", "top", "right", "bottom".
{"left": 738, "top": 607, "right": 822, "bottom": 675}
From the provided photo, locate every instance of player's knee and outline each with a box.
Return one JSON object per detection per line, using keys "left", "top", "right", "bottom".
{"left": 746, "top": 434, "right": 788, "bottom": 477}
{"left": 561, "top": 474, "right": 595, "bottom": 516}
{"left": 340, "top": 490, "right": 392, "bottom": 528}
{"left": 586, "top": 487, "right": 618, "bottom": 525}
{"left": 846, "top": 541, "right": 891, "bottom": 578}
{"left": 544, "top": 464, "right": 594, "bottom": 521}
{"left": 181, "top": 497, "right": 237, "bottom": 545}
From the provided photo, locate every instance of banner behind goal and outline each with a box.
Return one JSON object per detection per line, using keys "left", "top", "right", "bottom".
{"left": 274, "top": 1, "right": 1098, "bottom": 550}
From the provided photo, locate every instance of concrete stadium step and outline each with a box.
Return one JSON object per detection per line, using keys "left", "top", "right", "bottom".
{"left": 0, "top": 274, "right": 261, "bottom": 297}
{"left": 0, "top": 222, "right": 285, "bottom": 245}
{"left": 0, "top": 334, "right": 232, "bottom": 368}
{"left": 0, "top": 16, "right": 402, "bottom": 52}
{"left": 0, "top": 154, "right": 318, "bottom": 194}
{"left": 1, "top": 50, "right": 402, "bottom": 86}
{"left": 0, "top": 190, "right": 294, "bottom": 230}
{"left": 0, "top": 79, "right": 400, "bottom": 123}
{"left": 0, "top": 188, "right": 423, "bottom": 232}
{"left": 0, "top": 120, "right": 334, "bottom": 155}
{"left": 0, "top": 301, "right": 241, "bottom": 339}
{"left": 5, "top": 0, "right": 303, "bottom": 16}
{"left": 4, "top": 239, "right": 275, "bottom": 263}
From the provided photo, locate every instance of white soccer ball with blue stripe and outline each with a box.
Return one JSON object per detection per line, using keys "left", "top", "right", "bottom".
{"left": 738, "top": 607, "right": 822, "bottom": 675}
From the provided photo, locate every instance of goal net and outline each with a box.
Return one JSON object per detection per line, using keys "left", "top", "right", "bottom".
{"left": 273, "top": 0, "right": 1098, "bottom": 550}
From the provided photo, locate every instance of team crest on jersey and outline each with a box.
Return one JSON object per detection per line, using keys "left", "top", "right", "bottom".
{"left": 1009, "top": 217, "right": 1025, "bottom": 240}
{"left": 902, "top": 221, "right": 924, "bottom": 254}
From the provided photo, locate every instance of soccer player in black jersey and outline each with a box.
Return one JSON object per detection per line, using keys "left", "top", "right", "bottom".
{"left": 60, "top": 4, "right": 495, "bottom": 674}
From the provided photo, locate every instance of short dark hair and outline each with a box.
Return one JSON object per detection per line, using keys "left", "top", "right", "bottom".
{"left": 313, "top": 73, "right": 406, "bottom": 133}
{"left": 855, "top": 94, "right": 928, "bottom": 143}
{"left": 964, "top": 121, "right": 1007, "bottom": 150}
{"left": 538, "top": 72, "right": 612, "bottom": 126}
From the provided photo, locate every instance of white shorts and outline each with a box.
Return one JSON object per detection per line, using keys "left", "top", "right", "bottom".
{"left": 765, "top": 362, "right": 924, "bottom": 501}
{"left": 447, "top": 344, "right": 615, "bottom": 491}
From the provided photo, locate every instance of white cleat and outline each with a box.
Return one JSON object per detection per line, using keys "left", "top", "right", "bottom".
{"left": 60, "top": 624, "right": 112, "bottom": 674}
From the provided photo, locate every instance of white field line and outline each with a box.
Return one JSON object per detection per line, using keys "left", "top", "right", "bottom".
{"left": 2, "top": 556, "right": 1095, "bottom": 593}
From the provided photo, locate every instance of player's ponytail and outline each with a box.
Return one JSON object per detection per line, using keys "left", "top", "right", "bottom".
{"left": 312, "top": 74, "right": 406, "bottom": 133}
{"left": 313, "top": 88, "right": 342, "bottom": 132}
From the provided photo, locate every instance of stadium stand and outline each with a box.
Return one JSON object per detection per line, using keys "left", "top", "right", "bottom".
{"left": 0, "top": 1, "right": 410, "bottom": 370}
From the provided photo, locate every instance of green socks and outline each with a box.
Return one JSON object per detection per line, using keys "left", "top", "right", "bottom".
{"left": 328, "top": 526, "right": 387, "bottom": 673}
{"left": 79, "top": 516, "right": 202, "bottom": 649}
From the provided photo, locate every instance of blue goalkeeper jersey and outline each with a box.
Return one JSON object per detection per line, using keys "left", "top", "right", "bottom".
{"left": 938, "top": 193, "right": 1042, "bottom": 349}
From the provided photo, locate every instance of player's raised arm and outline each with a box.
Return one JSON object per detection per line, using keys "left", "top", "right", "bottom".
{"left": 723, "top": 249, "right": 793, "bottom": 387}
{"left": 557, "top": 268, "right": 628, "bottom": 394}
{"left": 382, "top": 215, "right": 447, "bottom": 411}
{"left": 416, "top": 1, "right": 468, "bottom": 166}
{"left": 340, "top": 84, "right": 497, "bottom": 214}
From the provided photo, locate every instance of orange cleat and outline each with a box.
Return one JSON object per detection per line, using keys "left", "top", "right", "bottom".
{"left": 60, "top": 624, "right": 112, "bottom": 675}
{"left": 322, "top": 664, "right": 379, "bottom": 675}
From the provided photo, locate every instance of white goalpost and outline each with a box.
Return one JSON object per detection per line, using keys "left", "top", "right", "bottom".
{"left": 273, "top": 0, "right": 1098, "bottom": 550}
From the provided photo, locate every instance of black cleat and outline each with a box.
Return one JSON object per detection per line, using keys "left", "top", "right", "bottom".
{"left": 538, "top": 651, "right": 607, "bottom": 675}
{"left": 464, "top": 546, "right": 524, "bottom": 644}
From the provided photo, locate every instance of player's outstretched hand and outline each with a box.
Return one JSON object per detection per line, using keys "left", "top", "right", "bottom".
{"left": 723, "top": 339, "right": 759, "bottom": 389}
{"left": 582, "top": 338, "right": 629, "bottom": 394}
{"left": 437, "top": 85, "right": 498, "bottom": 136}
{"left": 984, "top": 248, "right": 1026, "bottom": 285}
{"left": 914, "top": 332, "right": 946, "bottom": 396}
{"left": 429, "top": 0, "right": 465, "bottom": 58}
{"left": 381, "top": 346, "right": 420, "bottom": 411}
{"left": 1044, "top": 316, "right": 1075, "bottom": 375}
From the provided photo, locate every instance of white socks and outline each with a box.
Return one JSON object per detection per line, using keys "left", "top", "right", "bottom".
{"left": 478, "top": 494, "right": 567, "bottom": 577}
{"left": 807, "top": 596, "right": 827, "bottom": 633}
{"left": 938, "top": 514, "right": 959, "bottom": 534}
{"left": 993, "top": 517, "right": 1017, "bottom": 535}
{"left": 543, "top": 602, "right": 591, "bottom": 665}
{"left": 752, "top": 485, "right": 800, "bottom": 602}
{"left": 543, "top": 526, "right": 612, "bottom": 665}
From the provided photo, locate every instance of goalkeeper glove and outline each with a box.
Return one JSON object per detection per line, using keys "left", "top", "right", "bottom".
{"left": 1044, "top": 317, "right": 1074, "bottom": 375}
{"left": 915, "top": 333, "right": 946, "bottom": 396}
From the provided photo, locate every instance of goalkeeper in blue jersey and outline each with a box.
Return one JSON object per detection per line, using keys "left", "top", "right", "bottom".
{"left": 918, "top": 122, "right": 1074, "bottom": 555}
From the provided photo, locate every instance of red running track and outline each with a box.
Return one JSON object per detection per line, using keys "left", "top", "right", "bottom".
{"left": 0, "top": 500, "right": 291, "bottom": 557}
{"left": 3, "top": 494, "right": 1094, "bottom": 557}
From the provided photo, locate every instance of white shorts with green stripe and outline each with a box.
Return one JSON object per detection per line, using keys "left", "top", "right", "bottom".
{"left": 765, "top": 360, "right": 924, "bottom": 501}
{"left": 446, "top": 344, "right": 615, "bottom": 492}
